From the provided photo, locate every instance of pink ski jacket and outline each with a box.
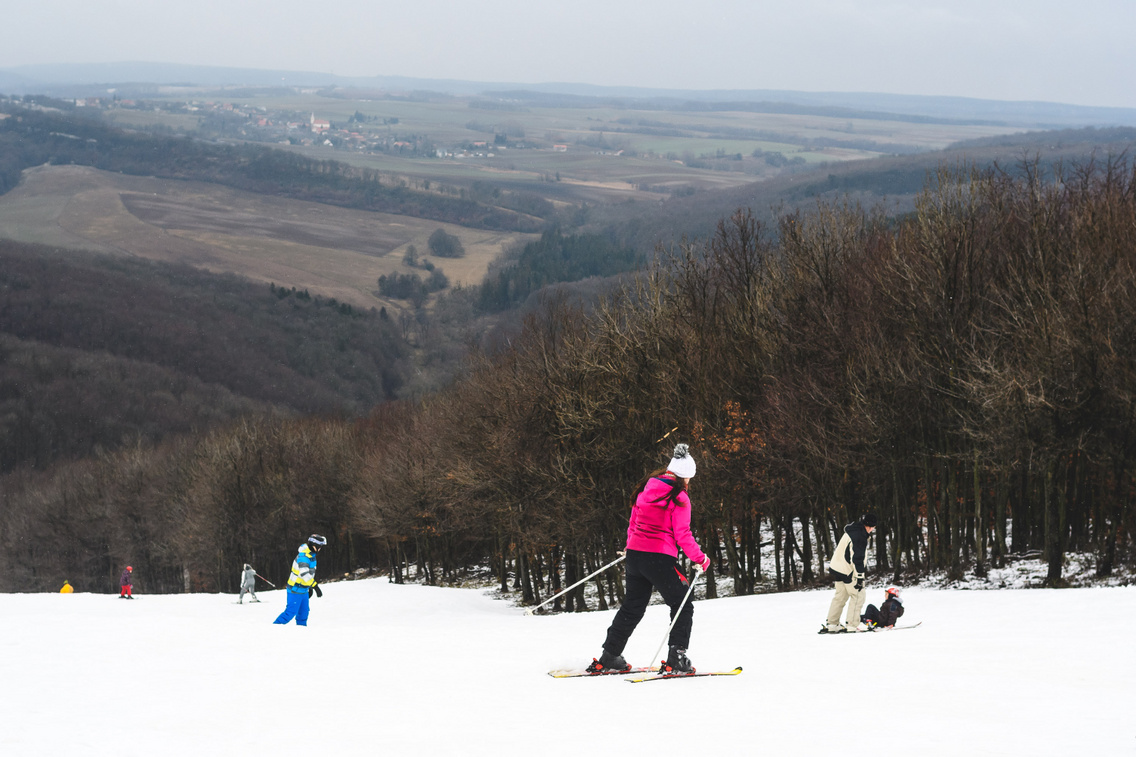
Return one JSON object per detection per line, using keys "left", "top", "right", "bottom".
{"left": 625, "top": 476, "right": 707, "bottom": 565}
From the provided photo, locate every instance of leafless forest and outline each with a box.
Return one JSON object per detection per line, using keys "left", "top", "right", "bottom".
{"left": 3, "top": 160, "right": 1133, "bottom": 599}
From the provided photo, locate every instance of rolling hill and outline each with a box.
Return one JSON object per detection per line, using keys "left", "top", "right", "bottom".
{"left": 0, "top": 239, "right": 408, "bottom": 472}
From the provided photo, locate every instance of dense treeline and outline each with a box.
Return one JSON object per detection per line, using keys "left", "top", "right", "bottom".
{"left": 370, "top": 158, "right": 1136, "bottom": 597}
{"left": 0, "top": 241, "right": 408, "bottom": 471}
{"left": 0, "top": 105, "right": 545, "bottom": 231}
{"left": 4, "top": 161, "right": 1134, "bottom": 598}
{"left": 478, "top": 229, "right": 643, "bottom": 312}
{"left": 0, "top": 417, "right": 375, "bottom": 593}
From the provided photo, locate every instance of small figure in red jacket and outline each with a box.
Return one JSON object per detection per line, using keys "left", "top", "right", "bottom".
{"left": 119, "top": 566, "right": 134, "bottom": 599}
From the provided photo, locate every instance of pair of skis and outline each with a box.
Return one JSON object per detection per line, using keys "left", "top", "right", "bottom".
{"left": 549, "top": 664, "right": 743, "bottom": 683}
{"left": 544, "top": 570, "right": 744, "bottom": 682}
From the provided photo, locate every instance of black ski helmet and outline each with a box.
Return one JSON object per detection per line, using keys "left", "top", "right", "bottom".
{"left": 307, "top": 533, "right": 327, "bottom": 549}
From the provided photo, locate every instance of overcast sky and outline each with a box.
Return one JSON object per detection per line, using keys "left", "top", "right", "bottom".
{"left": 4, "top": 0, "right": 1134, "bottom": 109}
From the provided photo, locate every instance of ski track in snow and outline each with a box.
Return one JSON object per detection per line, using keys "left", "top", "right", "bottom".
{"left": 3, "top": 581, "right": 1133, "bottom": 756}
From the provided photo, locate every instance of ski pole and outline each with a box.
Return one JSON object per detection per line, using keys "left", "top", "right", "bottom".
{"left": 648, "top": 566, "right": 701, "bottom": 668}
{"left": 255, "top": 573, "right": 276, "bottom": 588}
{"left": 523, "top": 553, "right": 626, "bottom": 615}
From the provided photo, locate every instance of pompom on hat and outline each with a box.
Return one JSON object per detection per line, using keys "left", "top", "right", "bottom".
{"left": 666, "top": 443, "right": 697, "bottom": 479}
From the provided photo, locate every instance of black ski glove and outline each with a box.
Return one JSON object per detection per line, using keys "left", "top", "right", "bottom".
{"left": 311, "top": 583, "right": 322, "bottom": 598}
{"left": 854, "top": 576, "right": 864, "bottom": 592}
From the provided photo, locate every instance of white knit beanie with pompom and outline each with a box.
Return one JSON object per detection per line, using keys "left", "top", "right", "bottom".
{"left": 666, "top": 443, "right": 697, "bottom": 479}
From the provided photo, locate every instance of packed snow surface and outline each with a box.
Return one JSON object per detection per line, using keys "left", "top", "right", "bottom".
{"left": 5, "top": 580, "right": 1132, "bottom": 756}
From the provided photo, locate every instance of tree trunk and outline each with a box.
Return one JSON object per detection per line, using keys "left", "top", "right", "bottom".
{"left": 974, "top": 451, "right": 986, "bottom": 577}
{"left": 1043, "top": 462, "right": 1065, "bottom": 586}
{"left": 590, "top": 553, "right": 608, "bottom": 611}
{"left": 922, "top": 458, "right": 939, "bottom": 569}
{"left": 800, "top": 514, "right": 814, "bottom": 582}
{"left": 785, "top": 517, "right": 799, "bottom": 586}
{"left": 550, "top": 545, "right": 563, "bottom": 611}
{"left": 520, "top": 551, "right": 535, "bottom": 604}
{"left": 890, "top": 465, "right": 903, "bottom": 581}
{"left": 563, "top": 555, "right": 577, "bottom": 612}
{"left": 992, "top": 474, "right": 1007, "bottom": 568}
{"left": 945, "top": 457, "right": 961, "bottom": 579}
{"left": 814, "top": 510, "right": 832, "bottom": 579}
{"left": 772, "top": 518, "right": 784, "bottom": 590}
{"left": 1011, "top": 465, "right": 1029, "bottom": 554}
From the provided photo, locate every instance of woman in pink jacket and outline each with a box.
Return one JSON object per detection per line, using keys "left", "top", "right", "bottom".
{"left": 588, "top": 444, "right": 710, "bottom": 674}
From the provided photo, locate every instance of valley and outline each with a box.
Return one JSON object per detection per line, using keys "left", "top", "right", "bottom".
{"left": 0, "top": 164, "right": 535, "bottom": 309}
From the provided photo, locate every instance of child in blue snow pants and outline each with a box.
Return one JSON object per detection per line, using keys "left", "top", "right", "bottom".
{"left": 273, "top": 589, "right": 310, "bottom": 626}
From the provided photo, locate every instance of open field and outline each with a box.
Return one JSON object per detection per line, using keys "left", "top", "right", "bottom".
{"left": 281, "top": 144, "right": 758, "bottom": 200}
{"left": 0, "top": 165, "right": 536, "bottom": 309}
{"left": 222, "top": 94, "right": 1021, "bottom": 153}
{"left": 101, "top": 90, "right": 1027, "bottom": 203}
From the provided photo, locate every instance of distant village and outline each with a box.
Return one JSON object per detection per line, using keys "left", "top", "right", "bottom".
{"left": 70, "top": 95, "right": 563, "bottom": 159}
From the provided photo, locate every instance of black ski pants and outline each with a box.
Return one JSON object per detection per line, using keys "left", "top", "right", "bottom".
{"left": 602, "top": 549, "right": 693, "bottom": 657}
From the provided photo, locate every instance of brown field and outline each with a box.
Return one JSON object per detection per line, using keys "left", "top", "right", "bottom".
{"left": 0, "top": 165, "right": 537, "bottom": 310}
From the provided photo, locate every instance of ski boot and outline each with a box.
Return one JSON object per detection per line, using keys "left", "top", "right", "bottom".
{"left": 586, "top": 650, "right": 630, "bottom": 674}
{"left": 661, "top": 646, "right": 695, "bottom": 674}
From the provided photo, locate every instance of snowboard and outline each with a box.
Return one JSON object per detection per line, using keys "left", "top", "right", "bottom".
{"left": 872, "top": 621, "right": 921, "bottom": 631}
{"left": 819, "top": 621, "right": 922, "bottom": 634}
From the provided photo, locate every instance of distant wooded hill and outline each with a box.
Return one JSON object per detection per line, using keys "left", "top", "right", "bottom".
{"left": 596, "top": 126, "right": 1136, "bottom": 251}
{"left": 0, "top": 240, "right": 408, "bottom": 473}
